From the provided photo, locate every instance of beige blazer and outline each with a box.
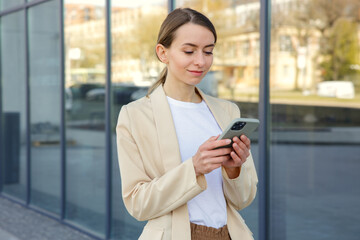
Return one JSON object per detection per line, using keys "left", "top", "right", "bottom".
{"left": 116, "top": 85, "right": 258, "bottom": 240}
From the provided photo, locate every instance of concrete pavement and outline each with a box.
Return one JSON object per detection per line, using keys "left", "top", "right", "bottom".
{"left": 0, "top": 228, "right": 19, "bottom": 240}
{"left": 0, "top": 196, "right": 94, "bottom": 240}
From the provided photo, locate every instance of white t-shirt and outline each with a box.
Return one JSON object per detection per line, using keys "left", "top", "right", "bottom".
{"left": 167, "top": 96, "right": 227, "bottom": 229}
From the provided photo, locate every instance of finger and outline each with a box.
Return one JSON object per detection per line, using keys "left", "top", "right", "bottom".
{"left": 203, "top": 156, "right": 230, "bottom": 174}
{"left": 211, "top": 147, "right": 232, "bottom": 157}
{"left": 240, "top": 135, "right": 251, "bottom": 149}
{"left": 238, "top": 140, "right": 249, "bottom": 152}
{"left": 233, "top": 136, "right": 241, "bottom": 144}
{"left": 198, "top": 162, "right": 223, "bottom": 175}
{"left": 205, "top": 135, "right": 226, "bottom": 145}
{"left": 232, "top": 142, "right": 246, "bottom": 158}
{"left": 199, "top": 136, "right": 222, "bottom": 151}
{"left": 234, "top": 136, "right": 250, "bottom": 150}
{"left": 232, "top": 142, "right": 249, "bottom": 160}
{"left": 231, "top": 151, "right": 244, "bottom": 166}
{"left": 208, "top": 135, "right": 220, "bottom": 142}
{"left": 193, "top": 152, "right": 228, "bottom": 175}
{"left": 207, "top": 138, "right": 232, "bottom": 150}
{"left": 206, "top": 163, "right": 223, "bottom": 173}
{"left": 206, "top": 155, "right": 231, "bottom": 165}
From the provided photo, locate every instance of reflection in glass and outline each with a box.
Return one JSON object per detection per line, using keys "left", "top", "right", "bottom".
{"left": 270, "top": 1, "right": 360, "bottom": 239}
{"left": 110, "top": 1, "right": 168, "bottom": 238}
{"left": 64, "top": 0, "right": 106, "bottom": 237}
{"left": 0, "top": 0, "right": 24, "bottom": 11}
{"left": 0, "top": 11, "right": 27, "bottom": 201}
{"left": 29, "top": 0, "right": 61, "bottom": 215}
{"left": 176, "top": 1, "right": 261, "bottom": 238}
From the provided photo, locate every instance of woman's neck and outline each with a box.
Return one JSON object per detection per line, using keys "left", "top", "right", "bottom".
{"left": 163, "top": 81, "right": 202, "bottom": 103}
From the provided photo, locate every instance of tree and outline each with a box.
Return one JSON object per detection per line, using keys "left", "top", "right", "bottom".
{"left": 111, "top": 8, "right": 167, "bottom": 82}
{"left": 320, "top": 18, "right": 359, "bottom": 81}
{"left": 181, "top": 0, "right": 231, "bottom": 13}
{"left": 272, "top": 0, "right": 360, "bottom": 89}
{"left": 307, "top": 0, "right": 360, "bottom": 82}
{"left": 134, "top": 10, "right": 167, "bottom": 76}
{"left": 272, "top": 0, "right": 313, "bottom": 90}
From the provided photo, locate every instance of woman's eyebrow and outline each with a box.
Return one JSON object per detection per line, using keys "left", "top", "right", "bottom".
{"left": 182, "top": 43, "right": 215, "bottom": 48}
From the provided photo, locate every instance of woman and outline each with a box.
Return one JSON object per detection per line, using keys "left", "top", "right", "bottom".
{"left": 116, "top": 8, "right": 258, "bottom": 240}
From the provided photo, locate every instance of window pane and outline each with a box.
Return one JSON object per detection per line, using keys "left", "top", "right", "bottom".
{"left": 0, "top": 0, "right": 24, "bottom": 11}
{"left": 270, "top": 1, "right": 360, "bottom": 239}
{"left": 176, "top": 0, "right": 260, "bottom": 238}
{"left": 0, "top": 11, "right": 27, "bottom": 201}
{"left": 64, "top": 0, "right": 106, "bottom": 237}
{"left": 28, "top": 0, "right": 61, "bottom": 215}
{"left": 110, "top": 0, "right": 168, "bottom": 238}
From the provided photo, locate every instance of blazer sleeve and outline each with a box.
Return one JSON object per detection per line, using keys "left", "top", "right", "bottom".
{"left": 116, "top": 105, "right": 207, "bottom": 221}
{"left": 222, "top": 102, "right": 258, "bottom": 210}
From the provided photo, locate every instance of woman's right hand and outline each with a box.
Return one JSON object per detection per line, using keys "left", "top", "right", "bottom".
{"left": 192, "top": 135, "right": 233, "bottom": 176}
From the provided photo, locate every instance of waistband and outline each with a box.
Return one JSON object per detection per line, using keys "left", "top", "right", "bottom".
{"left": 190, "top": 222, "right": 231, "bottom": 240}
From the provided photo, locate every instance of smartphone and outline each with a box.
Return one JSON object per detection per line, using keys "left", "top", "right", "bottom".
{"left": 216, "top": 118, "right": 260, "bottom": 148}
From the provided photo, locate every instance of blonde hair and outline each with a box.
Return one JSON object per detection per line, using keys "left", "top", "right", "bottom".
{"left": 147, "top": 8, "right": 217, "bottom": 96}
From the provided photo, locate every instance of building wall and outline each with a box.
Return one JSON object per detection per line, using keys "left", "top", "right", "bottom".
{"left": 1, "top": 0, "right": 360, "bottom": 240}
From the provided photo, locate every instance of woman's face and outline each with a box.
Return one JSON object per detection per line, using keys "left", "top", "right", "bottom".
{"left": 163, "top": 23, "right": 215, "bottom": 87}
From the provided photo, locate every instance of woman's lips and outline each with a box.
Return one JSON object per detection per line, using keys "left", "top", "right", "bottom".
{"left": 188, "top": 70, "right": 203, "bottom": 76}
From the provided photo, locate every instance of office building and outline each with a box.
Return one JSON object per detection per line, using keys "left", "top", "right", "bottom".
{"left": 1, "top": 0, "right": 360, "bottom": 239}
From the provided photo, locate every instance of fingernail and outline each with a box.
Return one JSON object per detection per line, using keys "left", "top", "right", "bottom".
{"left": 226, "top": 139, "right": 232, "bottom": 144}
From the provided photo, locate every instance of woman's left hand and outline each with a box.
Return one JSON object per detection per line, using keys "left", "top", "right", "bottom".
{"left": 222, "top": 135, "right": 251, "bottom": 178}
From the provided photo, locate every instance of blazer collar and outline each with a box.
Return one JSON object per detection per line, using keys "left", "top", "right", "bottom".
{"left": 150, "top": 85, "right": 182, "bottom": 172}
{"left": 196, "top": 88, "right": 229, "bottom": 131}
{"left": 149, "top": 85, "right": 229, "bottom": 172}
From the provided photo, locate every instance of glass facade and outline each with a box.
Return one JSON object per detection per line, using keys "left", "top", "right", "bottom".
{"left": 0, "top": 0, "right": 24, "bottom": 11}
{"left": 64, "top": 0, "right": 106, "bottom": 237}
{"left": 110, "top": 1, "right": 168, "bottom": 238}
{"left": 29, "top": 0, "right": 61, "bottom": 214}
{"left": 0, "top": 10, "right": 27, "bottom": 201}
{"left": 1, "top": 0, "right": 359, "bottom": 240}
{"left": 269, "top": 1, "right": 360, "bottom": 239}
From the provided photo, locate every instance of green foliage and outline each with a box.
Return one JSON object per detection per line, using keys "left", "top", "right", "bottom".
{"left": 320, "top": 18, "right": 359, "bottom": 81}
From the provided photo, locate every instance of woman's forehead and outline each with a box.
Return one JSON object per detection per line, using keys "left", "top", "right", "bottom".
{"left": 172, "top": 23, "right": 215, "bottom": 47}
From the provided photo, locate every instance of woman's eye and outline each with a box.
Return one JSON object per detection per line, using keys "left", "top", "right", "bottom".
{"left": 205, "top": 51, "right": 213, "bottom": 55}
{"left": 184, "top": 51, "right": 193, "bottom": 54}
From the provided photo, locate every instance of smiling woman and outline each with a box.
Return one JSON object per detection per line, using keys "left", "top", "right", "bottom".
{"left": 156, "top": 23, "right": 215, "bottom": 101}
{"left": 147, "top": 8, "right": 217, "bottom": 99}
{"left": 116, "top": 7, "right": 258, "bottom": 240}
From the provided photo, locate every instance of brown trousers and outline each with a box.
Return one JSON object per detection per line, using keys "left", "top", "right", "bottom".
{"left": 190, "top": 223, "right": 231, "bottom": 240}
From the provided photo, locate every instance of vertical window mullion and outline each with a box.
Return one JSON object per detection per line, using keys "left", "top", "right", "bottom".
{"left": 25, "top": 4, "right": 31, "bottom": 206}
{"left": 258, "top": 0, "right": 271, "bottom": 240}
{"left": 0, "top": 17, "right": 3, "bottom": 194}
{"left": 60, "top": 0, "right": 66, "bottom": 220}
{"left": 168, "top": 0, "right": 175, "bottom": 12}
{"left": 105, "top": 0, "right": 112, "bottom": 238}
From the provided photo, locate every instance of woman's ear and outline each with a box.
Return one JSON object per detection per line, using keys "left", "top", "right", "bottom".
{"left": 156, "top": 44, "right": 168, "bottom": 64}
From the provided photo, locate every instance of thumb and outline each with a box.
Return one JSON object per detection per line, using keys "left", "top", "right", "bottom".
{"left": 209, "top": 134, "right": 220, "bottom": 141}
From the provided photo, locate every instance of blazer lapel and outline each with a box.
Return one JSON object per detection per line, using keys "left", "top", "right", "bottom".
{"left": 150, "top": 86, "right": 191, "bottom": 239}
{"left": 149, "top": 86, "right": 231, "bottom": 173}
{"left": 197, "top": 88, "right": 230, "bottom": 131}
{"left": 149, "top": 85, "right": 182, "bottom": 172}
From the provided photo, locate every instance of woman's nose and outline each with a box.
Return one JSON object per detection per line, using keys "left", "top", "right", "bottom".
{"left": 194, "top": 52, "right": 205, "bottom": 66}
